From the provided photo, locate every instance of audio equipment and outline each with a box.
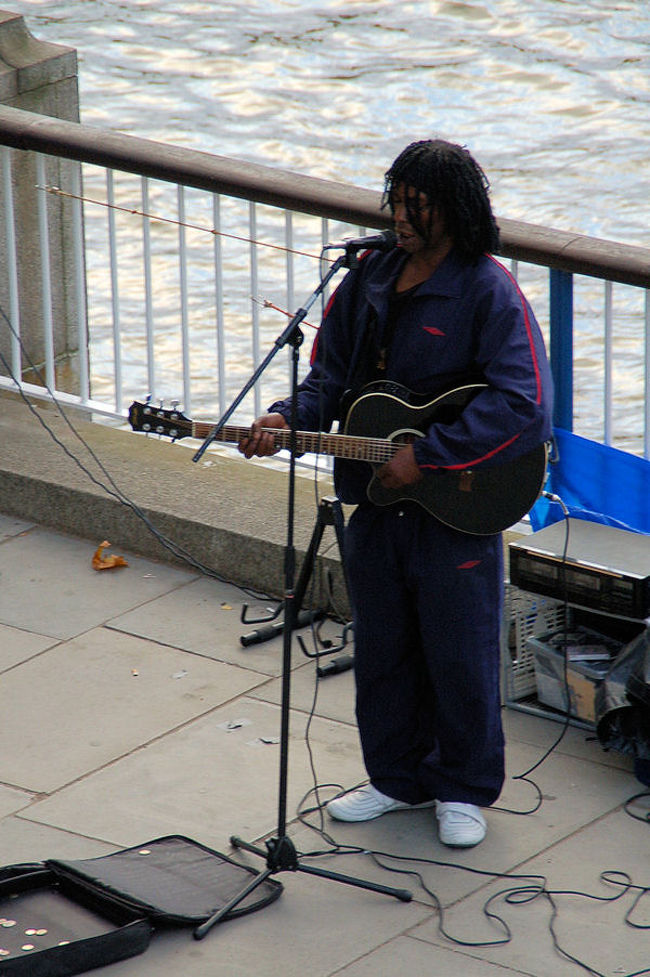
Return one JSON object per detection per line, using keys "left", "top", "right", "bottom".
{"left": 509, "top": 518, "right": 650, "bottom": 619}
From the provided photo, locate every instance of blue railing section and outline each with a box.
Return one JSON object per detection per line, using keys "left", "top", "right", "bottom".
{"left": 549, "top": 269, "right": 574, "bottom": 433}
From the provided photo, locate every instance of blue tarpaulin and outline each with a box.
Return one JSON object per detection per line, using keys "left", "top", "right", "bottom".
{"left": 530, "top": 428, "right": 650, "bottom": 535}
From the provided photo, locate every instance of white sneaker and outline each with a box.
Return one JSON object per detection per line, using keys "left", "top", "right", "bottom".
{"left": 327, "top": 784, "right": 411, "bottom": 822}
{"left": 436, "top": 801, "right": 487, "bottom": 847}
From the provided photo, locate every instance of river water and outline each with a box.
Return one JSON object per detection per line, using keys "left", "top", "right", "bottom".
{"left": 16, "top": 0, "right": 650, "bottom": 243}
{"left": 8, "top": 0, "right": 650, "bottom": 446}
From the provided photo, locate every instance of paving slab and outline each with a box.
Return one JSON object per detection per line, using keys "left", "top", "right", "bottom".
{"left": 409, "top": 803, "right": 650, "bottom": 977}
{"left": 0, "top": 784, "right": 35, "bottom": 819}
{"left": 0, "top": 622, "right": 59, "bottom": 670}
{"left": 1, "top": 506, "right": 648, "bottom": 977}
{"left": 107, "top": 574, "right": 344, "bottom": 677}
{"left": 334, "top": 935, "right": 519, "bottom": 977}
{"left": 0, "top": 526, "right": 197, "bottom": 639}
{"left": 19, "top": 696, "right": 369, "bottom": 851}
{"left": 289, "top": 738, "right": 641, "bottom": 908}
{"left": 0, "top": 816, "right": 117, "bottom": 867}
{"left": 502, "top": 707, "right": 635, "bottom": 774}
{"left": 250, "top": 652, "right": 357, "bottom": 726}
{"left": 0, "top": 626, "right": 272, "bottom": 793}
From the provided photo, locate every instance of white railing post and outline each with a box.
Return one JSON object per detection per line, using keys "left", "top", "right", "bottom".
{"left": 71, "top": 163, "right": 89, "bottom": 402}
{"left": 106, "top": 168, "right": 123, "bottom": 410}
{"left": 2, "top": 147, "right": 21, "bottom": 380}
{"left": 284, "top": 210, "right": 295, "bottom": 387}
{"left": 141, "top": 176, "right": 155, "bottom": 397}
{"left": 213, "top": 193, "right": 226, "bottom": 416}
{"left": 249, "top": 200, "right": 261, "bottom": 418}
{"left": 36, "top": 154, "right": 55, "bottom": 391}
{"left": 177, "top": 183, "right": 191, "bottom": 414}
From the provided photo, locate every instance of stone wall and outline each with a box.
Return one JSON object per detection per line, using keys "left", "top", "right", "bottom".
{"left": 0, "top": 9, "right": 85, "bottom": 393}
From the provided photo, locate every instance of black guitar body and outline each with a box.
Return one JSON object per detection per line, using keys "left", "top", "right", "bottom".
{"left": 343, "top": 381, "right": 548, "bottom": 535}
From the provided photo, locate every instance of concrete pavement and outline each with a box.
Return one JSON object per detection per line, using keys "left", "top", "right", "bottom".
{"left": 1, "top": 511, "right": 650, "bottom": 977}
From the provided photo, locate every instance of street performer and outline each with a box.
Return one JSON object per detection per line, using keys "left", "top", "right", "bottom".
{"left": 239, "top": 139, "right": 553, "bottom": 847}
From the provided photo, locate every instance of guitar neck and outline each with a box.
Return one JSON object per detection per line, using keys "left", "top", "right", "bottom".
{"left": 192, "top": 421, "right": 398, "bottom": 464}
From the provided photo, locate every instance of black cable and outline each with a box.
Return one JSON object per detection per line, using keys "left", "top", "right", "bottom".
{"left": 0, "top": 305, "right": 274, "bottom": 603}
{"left": 280, "top": 314, "right": 650, "bottom": 974}
{"left": 494, "top": 502, "right": 576, "bottom": 815}
{"left": 295, "top": 794, "right": 650, "bottom": 975}
{"left": 624, "top": 790, "right": 650, "bottom": 824}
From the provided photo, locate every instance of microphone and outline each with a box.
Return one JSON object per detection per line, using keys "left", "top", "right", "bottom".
{"left": 326, "top": 229, "right": 397, "bottom": 254}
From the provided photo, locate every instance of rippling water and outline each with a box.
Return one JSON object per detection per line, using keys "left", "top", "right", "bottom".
{"left": 16, "top": 0, "right": 650, "bottom": 243}
{"left": 8, "top": 0, "right": 650, "bottom": 445}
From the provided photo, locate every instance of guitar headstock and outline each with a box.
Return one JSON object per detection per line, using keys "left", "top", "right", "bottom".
{"left": 128, "top": 401, "right": 193, "bottom": 441}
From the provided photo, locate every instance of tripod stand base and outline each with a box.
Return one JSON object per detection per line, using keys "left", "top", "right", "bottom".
{"left": 193, "top": 833, "right": 412, "bottom": 940}
{"left": 233, "top": 833, "right": 412, "bottom": 897}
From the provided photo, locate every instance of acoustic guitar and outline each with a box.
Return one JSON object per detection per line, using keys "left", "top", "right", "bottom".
{"left": 128, "top": 380, "right": 547, "bottom": 535}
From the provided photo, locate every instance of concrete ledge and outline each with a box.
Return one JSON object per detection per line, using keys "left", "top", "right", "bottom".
{"left": 0, "top": 392, "right": 348, "bottom": 610}
{"left": 0, "top": 392, "right": 525, "bottom": 616}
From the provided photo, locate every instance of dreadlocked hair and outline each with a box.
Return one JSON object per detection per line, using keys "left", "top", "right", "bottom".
{"left": 382, "top": 139, "right": 500, "bottom": 261}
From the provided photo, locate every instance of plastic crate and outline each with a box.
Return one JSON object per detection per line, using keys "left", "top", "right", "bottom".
{"left": 502, "top": 584, "right": 566, "bottom": 702}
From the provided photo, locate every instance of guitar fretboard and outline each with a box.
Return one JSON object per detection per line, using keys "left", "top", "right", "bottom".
{"left": 192, "top": 422, "right": 400, "bottom": 464}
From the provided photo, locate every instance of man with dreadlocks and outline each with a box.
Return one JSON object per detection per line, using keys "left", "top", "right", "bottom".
{"left": 240, "top": 139, "right": 553, "bottom": 847}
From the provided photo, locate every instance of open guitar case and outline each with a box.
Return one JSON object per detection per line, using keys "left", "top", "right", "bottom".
{"left": 0, "top": 835, "right": 283, "bottom": 976}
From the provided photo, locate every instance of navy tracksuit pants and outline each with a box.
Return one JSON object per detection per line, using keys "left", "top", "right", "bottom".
{"left": 344, "top": 502, "right": 505, "bottom": 807}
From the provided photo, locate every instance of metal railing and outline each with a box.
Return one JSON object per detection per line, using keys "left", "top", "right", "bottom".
{"left": 0, "top": 104, "right": 649, "bottom": 459}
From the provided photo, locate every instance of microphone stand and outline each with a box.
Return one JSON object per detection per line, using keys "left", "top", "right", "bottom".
{"left": 192, "top": 246, "right": 412, "bottom": 940}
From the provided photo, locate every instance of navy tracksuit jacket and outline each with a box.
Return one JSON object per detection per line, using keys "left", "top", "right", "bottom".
{"left": 271, "top": 244, "right": 553, "bottom": 806}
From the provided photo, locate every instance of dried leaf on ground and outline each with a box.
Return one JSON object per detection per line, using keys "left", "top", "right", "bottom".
{"left": 92, "top": 539, "right": 128, "bottom": 570}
